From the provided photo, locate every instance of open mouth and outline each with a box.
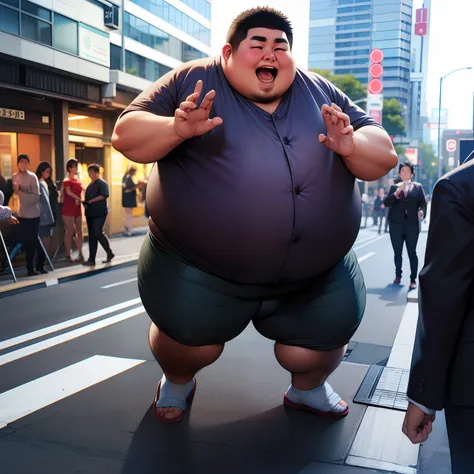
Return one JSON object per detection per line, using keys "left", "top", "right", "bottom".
{"left": 256, "top": 66, "right": 278, "bottom": 83}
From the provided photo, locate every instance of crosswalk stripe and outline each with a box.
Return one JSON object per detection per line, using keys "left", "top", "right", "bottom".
{"left": 0, "top": 306, "right": 145, "bottom": 367}
{"left": 0, "top": 298, "right": 142, "bottom": 352}
{"left": 101, "top": 278, "right": 138, "bottom": 289}
{"left": 353, "top": 235, "right": 387, "bottom": 251}
{"left": 0, "top": 355, "right": 145, "bottom": 429}
{"left": 357, "top": 252, "right": 376, "bottom": 263}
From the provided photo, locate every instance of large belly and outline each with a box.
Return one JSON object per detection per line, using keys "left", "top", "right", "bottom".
{"left": 146, "top": 155, "right": 360, "bottom": 284}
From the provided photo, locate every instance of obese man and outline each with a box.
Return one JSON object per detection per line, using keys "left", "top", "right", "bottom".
{"left": 112, "top": 7, "right": 398, "bottom": 424}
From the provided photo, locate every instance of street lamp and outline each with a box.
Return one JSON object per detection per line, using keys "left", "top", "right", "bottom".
{"left": 437, "top": 66, "right": 472, "bottom": 179}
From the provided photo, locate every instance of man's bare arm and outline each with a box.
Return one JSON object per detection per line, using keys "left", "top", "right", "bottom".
{"left": 112, "top": 112, "right": 185, "bottom": 164}
{"left": 343, "top": 126, "right": 398, "bottom": 181}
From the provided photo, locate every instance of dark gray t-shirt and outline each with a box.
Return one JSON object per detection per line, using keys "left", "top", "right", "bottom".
{"left": 122, "top": 57, "right": 382, "bottom": 284}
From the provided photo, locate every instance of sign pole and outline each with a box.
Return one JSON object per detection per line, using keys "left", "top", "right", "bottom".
{"left": 437, "top": 76, "right": 443, "bottom": 180}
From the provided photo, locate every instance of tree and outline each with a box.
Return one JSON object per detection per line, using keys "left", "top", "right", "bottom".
{"left": 382, "top": 98, "right": 406, "bottom": 137}
{"left": 311, "top": 69, "right": 408, "bottom": 137}
{"left": 310, "top": 69, "right": 367, "bottom": 106}
{"left": 418, "top": 143, "right": 438, "bottom": 190}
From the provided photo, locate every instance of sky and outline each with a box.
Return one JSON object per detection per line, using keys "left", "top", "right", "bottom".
{"left": 211, "top": 0, "right": 474, "bottom": 131}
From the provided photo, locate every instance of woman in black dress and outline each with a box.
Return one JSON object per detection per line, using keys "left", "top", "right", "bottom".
{"left": 122, "top": 165, "right": 139, "bottom": 236}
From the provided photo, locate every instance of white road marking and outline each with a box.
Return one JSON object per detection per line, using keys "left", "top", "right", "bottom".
{"left": 101, "top": 278, "right": 138, "bottom": 289}
{"left": 0, "top": 298, "right": 142, "bottom": 352}
{"left": 346, "top": 303, "right": 421, "bottom": 472}
{"left": 357, "top": 252, "right": 376, "bottom": 263}
{"left": 0, "top": 355, "right": 145, "bottom": 429}
{"left": 0, "top": 306, "right": 145, "bottom": 367}
{"left": 355, "top": 235, "right": 380, "bottom": 245}
{"left": 45, "top": 279, "right": 58, "bottom": 287}
{"left": 353, "top": 235, "right": 387, "bottom": 251}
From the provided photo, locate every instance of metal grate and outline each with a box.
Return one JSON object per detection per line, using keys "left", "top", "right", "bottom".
{"left": 353, "top": 365, "right": 410, "bottom": 411}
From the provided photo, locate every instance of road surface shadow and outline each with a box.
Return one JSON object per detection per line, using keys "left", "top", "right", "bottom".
{"left": 365, "top": 284, "right": 406, "bottom": 307}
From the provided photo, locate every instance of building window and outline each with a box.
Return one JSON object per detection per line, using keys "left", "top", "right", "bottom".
{"left": 110, "top": 43, "right": 121, "bottom": 69}
{"left": 179, "top": 0, "right": 210, "bottom": 20}
{"left": 0, "top": 5, "right": 19, "bottom": 34}
{"left": 121, "top": 49, "right": 172, "bottom": 82}
{"left": 53, "top": 13, "right": 78, "bottom": 54}
{"left": 21, "top": 13, "right": 52, "bottom": 45}
{"left": 129, "top": 0, "right": 210, "bottom": 45}
{"left": 336, "top": 22, "right": 371, "bottom": 31}
{"left": 124, "top": 12, "right": 207, "bottom": 62}
{"left": 21, "top": 0, "right": 51, "bottom": 21}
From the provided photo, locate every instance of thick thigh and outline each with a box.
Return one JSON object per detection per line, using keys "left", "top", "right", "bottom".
{"left": 253, "top": 250, "right": 366, "bottom": 350}
{"left": 138, "top": 234, "right": 260, "bottom": 346}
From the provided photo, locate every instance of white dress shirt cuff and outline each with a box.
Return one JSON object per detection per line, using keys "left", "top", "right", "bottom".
{"left": 407, "top": 397, "right": 436, "bottom": 416}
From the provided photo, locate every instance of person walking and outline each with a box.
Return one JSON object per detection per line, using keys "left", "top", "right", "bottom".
{"left": 12, "top": 154, "right": 41, "bottom": 276}
{"left": 82, "top": 164, "right": 114, "bottom": 266}
{"left": 384, "top": 162, "right": 427, "bottom": 289}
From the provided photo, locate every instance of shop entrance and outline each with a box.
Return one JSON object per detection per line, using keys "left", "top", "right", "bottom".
{"left": 0, "top": 132, "right": 52, "bottom": 211}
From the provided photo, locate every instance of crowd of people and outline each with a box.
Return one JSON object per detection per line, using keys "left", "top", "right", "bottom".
{"left": 0, "top": 155, "right": 145, "bottom": 276}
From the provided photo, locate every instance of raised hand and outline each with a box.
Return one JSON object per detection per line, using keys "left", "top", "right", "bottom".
{"left": 173, "top": 80, "right": 223, "bottom": 140}
{"left": 319, "top": 103, "right": 355, "bottom": 157}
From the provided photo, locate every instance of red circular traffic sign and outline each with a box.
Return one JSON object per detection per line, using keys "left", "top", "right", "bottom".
{"left": 370, "top": 49, "right": 384, "bottom": 64}
{"left": 368, "top": 79, "right": 383, "bottom": 94}
{"left": 446, "top": 139, "right": 457, "bottom": 152}
{"left": 369, "top": 63, "right": 383, "bottom": 79}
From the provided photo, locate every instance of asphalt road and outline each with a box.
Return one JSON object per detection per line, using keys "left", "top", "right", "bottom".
{"left": 0, "top": 227, "right": 450, "bottom": 474}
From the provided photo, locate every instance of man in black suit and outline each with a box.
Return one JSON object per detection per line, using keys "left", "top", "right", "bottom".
{"left": 384, "top": 162, "right": 427, "bottom": 289}
{"left": 402, "top": 159, "right": 474, "bottom": 473}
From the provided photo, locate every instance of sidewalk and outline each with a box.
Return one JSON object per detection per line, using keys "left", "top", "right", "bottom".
{"left": 0, "top": 228, "right": 147, "bottom": 298}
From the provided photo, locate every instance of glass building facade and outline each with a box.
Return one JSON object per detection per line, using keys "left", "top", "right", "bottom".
{"left": 129, "top": 0, "right": 211, "bottom": 45}
{"left": 114, "top": 0, "right": 211, "bottom": 82}
{"left": 308, "top": 0, "right": 413, "bottom": 107}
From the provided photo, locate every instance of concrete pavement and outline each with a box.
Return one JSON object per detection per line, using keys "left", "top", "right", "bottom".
{"left": 0, "top": 228, "right": 146, "bottom": 298}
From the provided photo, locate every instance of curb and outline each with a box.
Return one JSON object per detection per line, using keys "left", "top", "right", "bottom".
{"left": 0, "top": 258, "right": 138, "bottom": 299}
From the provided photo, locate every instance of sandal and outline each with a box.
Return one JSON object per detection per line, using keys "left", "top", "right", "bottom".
{"left": 153, "top": 378, "right": 197, "bottom": 424}
{"left": 283, "top": 382, "right": 349, "bottom": 419}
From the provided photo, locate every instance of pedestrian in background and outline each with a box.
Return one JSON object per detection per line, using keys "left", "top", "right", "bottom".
{"left": 61, "top": 158, "right": 85, "bottom": 263}
{"left": 122, "top": 165, "right": 141, "bottom": 236}
{"left": 403, "top": 159, "right": 474, "bottom": 473}
{"left": 35, "top": 162, "right": 55, "bottom": 273}
{"left": 384, "top": 162, "right": 427, "bottom": 289}
{"left": 82, "top": 164, "right": 114, "bottom": 266}
{"left": 12, "top": 154, "right": 41, "bottom": 276}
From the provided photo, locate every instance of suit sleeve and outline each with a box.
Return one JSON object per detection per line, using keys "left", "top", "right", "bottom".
{"left": 383, "top": 185, "right": 399, "bottom": 207}
{"left": 407, "top": 178, "right": 474, "bottom": 409}
{"left": 418, "top": 184, "right": 427, "bottom": 217}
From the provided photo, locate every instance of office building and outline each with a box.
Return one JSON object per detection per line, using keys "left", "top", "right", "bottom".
{"left": 0, "top": 0, "right": 211, "bottom": 234}
{"left": 308, "top": 0, "right": 413, "bottom": 110}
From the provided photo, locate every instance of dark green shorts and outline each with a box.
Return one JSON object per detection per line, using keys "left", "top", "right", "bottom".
{"left": 138, "top": 233, "right": 366, "bottom": 350}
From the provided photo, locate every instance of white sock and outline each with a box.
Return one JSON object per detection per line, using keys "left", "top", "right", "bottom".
{"left": 156, "top": 375, "right": 195, "bottom": 410}
{"left": 286, "top": 382, "right": 346, "bottom": 413}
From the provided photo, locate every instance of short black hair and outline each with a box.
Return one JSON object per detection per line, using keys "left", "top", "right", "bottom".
{"left": 226, "top": 7, "right": 293, "bottom": 51}
{"left": 399, "top": 161, "right": 415, "bottom": 175}
{"left": 88, "top": 164, "right": 100, "bottom": 174}
{"left": 66, "top": 158, "right": 78, "bottom": 172}
{"left": 17, "top": 154, "right": 30, "bottom": 164}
